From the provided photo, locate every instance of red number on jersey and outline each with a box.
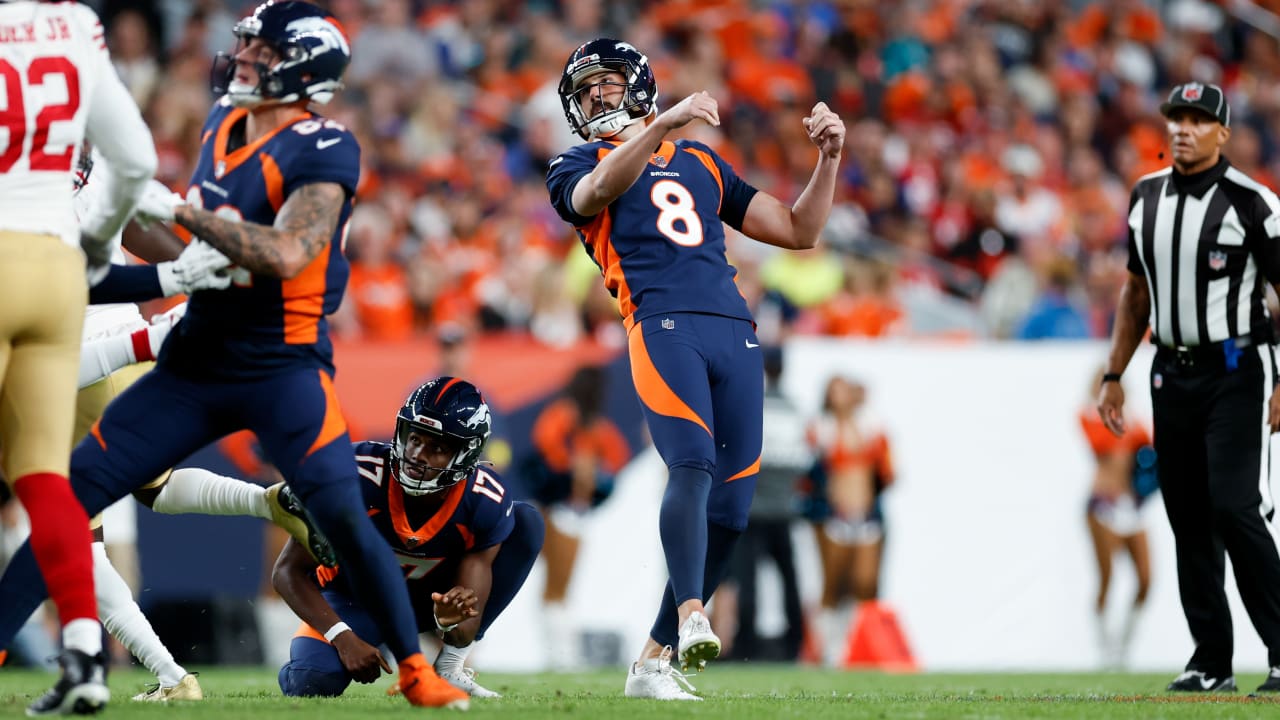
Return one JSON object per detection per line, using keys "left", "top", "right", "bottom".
{"left": 0, "top": 56, "right": 81, "bottom": 173}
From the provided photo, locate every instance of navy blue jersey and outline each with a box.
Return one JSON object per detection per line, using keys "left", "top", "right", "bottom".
{"left": 546, "top": 139, "right": 759, "bottom": 329}
{"left": 160, "top": 97, "right": 359, "bottom": 380}
{"left": 314, "top": 441, "right": 515, "bottom": 603}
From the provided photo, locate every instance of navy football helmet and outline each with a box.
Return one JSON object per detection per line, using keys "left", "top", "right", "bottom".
{"left": 210, "top": 1, "right": 350, "bottom": 107}
{"left": 558, "top": 38, "right": 657, "bottom": 141}
{"left": 393, "top": 377, "right": 491, "bottom": 495}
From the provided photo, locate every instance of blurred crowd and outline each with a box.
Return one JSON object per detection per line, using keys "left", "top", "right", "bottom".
{"left": 91, "top": 0, "right": 1280, "bottom": 343}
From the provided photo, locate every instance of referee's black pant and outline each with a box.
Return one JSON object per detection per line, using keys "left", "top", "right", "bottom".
{"left": 1152, "top": 342, "right": 1280, "bottom": 675}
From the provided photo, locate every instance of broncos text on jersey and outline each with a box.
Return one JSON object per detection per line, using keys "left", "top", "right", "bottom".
{"left": 546, "top": 139, "right": 759, "bottom": 329}
{"left": 313, "top": 441, "right": 515, "bottom": 606}
{"left": 159, "top": 96, "right": 360, "bottom": 380}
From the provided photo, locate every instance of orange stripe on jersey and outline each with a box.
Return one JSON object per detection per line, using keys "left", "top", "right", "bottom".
{"left": 725, "top": 455, "right": 761, "bottom": 482}
{"left": 314, "top": 564, "right": 340, "bottom": 588}
{"left": 259, "top": 153, "right": 285, "bottom": 211}
{"left": 294, "top": 622, "right": 328, "bottom": 642}
{"left": 579, "top": 208, "right": 636, "bottom": 325}
{"left": 627, "top": 322, "right": 711, "bottom": 436}
{"left": 281, "top": 238, "right": 330, "bottom": 345}
{"left": 387, "top": 475, "right": 466, "bottom": 548}
{"left": 213, "top": 107, "right": 312, "bottom": 177}
{"left": 89, "top": 420, "right": 107, "bottom": 451}
{"left": 681, "top": 148, "right": 724, "bottom": 213}
{"left": 434, "top": 377, "right": 463, "bottom": 403}
{"left": 304, "top": 370, "right": 349, "bottom": 459}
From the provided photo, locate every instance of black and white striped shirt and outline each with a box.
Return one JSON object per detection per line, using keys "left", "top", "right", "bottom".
{"left": 1127, "top": 158, "right": 1280, "bottom": 347}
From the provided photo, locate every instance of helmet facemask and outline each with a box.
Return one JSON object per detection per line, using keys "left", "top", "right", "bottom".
{"left": 558, "top": 40, "right": 658, "bottom": 141}
{"left": 392, "top": 417, "right": 479, "bottom": 496}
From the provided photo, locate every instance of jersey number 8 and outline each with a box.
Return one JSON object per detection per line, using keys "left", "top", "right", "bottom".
{"left": 0, "top": 57, "right": 80, "bottom": 173}
{"left": 650, "top": 179, "right": 704, "bottom": 247}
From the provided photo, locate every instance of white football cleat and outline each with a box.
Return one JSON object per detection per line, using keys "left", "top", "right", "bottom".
{"left": 677, "top": 611, "right": 720, "bottom": 672}
{"left": 436, "top": 665, "right": 501, "bottom": 698}
{"left": 624, "top": 646, "right": 701, "bottom": 701}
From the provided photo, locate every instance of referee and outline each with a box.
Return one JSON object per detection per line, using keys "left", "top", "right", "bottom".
{"left": 1098, "top": 82, "right": 1280, "bottom": 693}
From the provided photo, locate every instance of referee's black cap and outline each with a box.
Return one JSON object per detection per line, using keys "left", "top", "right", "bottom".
{"left": 1160, "top": 82, "right": 1230, "bottom": 127}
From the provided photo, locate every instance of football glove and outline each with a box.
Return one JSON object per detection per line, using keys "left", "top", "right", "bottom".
{"left": 156, "top": 239, "right": 234, "bottom": 296}
{"left": 134, "top": 179, "right": 183, "bottom": 225}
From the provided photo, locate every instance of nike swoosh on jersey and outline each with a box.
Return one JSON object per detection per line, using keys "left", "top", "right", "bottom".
{"left": 745, "top": 340, "right": 759, "bottom": 348}
{"left": 549, "top": 156, "right": 564, "bottom": 167}
{"left": 316, "top": 137, "right": 342, "bottom": 150}
{"left": 505, "top": 504, "right": 514, "bottom": 516}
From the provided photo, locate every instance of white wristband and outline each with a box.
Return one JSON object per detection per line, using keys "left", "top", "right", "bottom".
{"left": 434, "top": 610, "right": 459, "bottom": 634}
{"left": 323, "top": 622, "right": 351, "bottom": 643}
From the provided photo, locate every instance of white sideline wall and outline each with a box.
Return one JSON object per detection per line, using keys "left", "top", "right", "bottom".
{"left": 475, "top": 339, "right": 1277, "bottom": 673}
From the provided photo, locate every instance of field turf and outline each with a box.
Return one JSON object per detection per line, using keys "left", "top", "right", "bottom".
{"left": 2, "top": 665, "right": 1279, "bottom": 718}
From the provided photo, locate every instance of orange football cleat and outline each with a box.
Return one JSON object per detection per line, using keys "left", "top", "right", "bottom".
{"left": 389, "top": 653, "right": 469, "bottom": 710}
{"left": 0, "top": 649, "right": 7, "bottom": 666}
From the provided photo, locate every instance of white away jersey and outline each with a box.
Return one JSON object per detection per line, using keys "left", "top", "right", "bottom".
{"left": 0, "top": 1, "right": 155, "bottom": 246}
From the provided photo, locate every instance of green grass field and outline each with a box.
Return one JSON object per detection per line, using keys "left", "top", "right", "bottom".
{"left": 2, "top": 666, "right": 1279, "bottom": 718}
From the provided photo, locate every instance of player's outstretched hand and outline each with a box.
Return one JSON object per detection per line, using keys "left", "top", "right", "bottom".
{"left": 657, "top": 91, "right": 720, "bottom": 131}
{"left": 331, "top": 630, "right": 392, "bottom": 683}
{"left": 432, "top": 586, "right": 479, "bottom": 629}
{"left": 158, "top": 239, "right": 234, "bottom": 296}
{"left": 135, "top": 179, "right": 183, "bottom": 226}
{"left": 802, "top": 102, "right": 845, "bottom": 159}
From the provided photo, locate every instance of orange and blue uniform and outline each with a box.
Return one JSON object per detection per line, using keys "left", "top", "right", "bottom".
{"left": 0, "top": 99, "right": 426, "bottom": 661}
{"left": 547, "top": 137, "right": 764, "bottom": 647}
{"left": 547, "top": 138, "right": 764, "bottom": 529}
{"left": 279, "top": 441, "right": 543, "bottom": 697}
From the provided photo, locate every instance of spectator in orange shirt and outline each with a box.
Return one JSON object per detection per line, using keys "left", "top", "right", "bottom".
{"left": 1080, "top": 367, "right": 1155, "bottom": 669}
{"left": 520, "top": 365, "right": 631, "bottom": 668}
{"left": 345, "top": 203, "right": 415, "bottom": 341}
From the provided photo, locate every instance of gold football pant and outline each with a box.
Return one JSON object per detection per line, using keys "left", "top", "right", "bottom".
{"left": 0, "top": 231, "right": 85, "bottom": 483}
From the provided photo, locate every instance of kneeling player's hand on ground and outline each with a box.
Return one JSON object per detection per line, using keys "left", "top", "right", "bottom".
{"left": 135, "top": 179, "right": 184, "bottom": 226}
{"left": 432, "top": 587, "right": 479, "bottom": 628}
{"left": 331, "top": 631, "right": 391, "bottom": 683}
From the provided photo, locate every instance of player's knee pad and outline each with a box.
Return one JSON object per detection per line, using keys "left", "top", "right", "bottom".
{"left": 278, "top": 660, "right": 350, "bottom": 697}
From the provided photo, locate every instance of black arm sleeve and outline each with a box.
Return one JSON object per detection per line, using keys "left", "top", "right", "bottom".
{"left": 88, "top": 264, "right": 164, "bottom": 304}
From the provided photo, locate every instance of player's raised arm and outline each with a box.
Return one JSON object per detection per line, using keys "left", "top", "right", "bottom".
{"left": 738, "top": 102, "right": 846, "bottom": 250}
{"left": 570, "top": 90, "right": 720, "bottom": 218}
{"left": 272, "top": 538, "right": 390, "bottom": 683}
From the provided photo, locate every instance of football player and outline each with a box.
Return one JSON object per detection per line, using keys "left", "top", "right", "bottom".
{"left": 0, "top": 0, "right": 157, "bottom": 713}
{"left": 546, "top": 39, "right": 845, "bottom": 700}
{"left": 275, "top": 378, "right": 544, "bottom": 699}
{"left": 0, "top": 0, "right": 466, "bottom": 710}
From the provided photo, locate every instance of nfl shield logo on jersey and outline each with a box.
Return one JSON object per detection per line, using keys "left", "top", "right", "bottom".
{"left": 1182, "top": 83, "right": 1203, "bottom": 101}
{"left": 1208, "top": 250, "right": 1227, "bottom": 271}
{"left": 1153, "top": 373, "right": 1163, "bottom": 390}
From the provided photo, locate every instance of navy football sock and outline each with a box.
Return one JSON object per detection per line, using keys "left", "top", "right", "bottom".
{"left": 659, "top": 466, "right": 712, "bottom": 606}
{"left": 650, "top": 521, "right": 743, "bottom": 648}
{"left": 301, "top": 481, "right": 421, "bottom": 661}
{"left": 477, "top": 502, "right": 545, "bottom": 640}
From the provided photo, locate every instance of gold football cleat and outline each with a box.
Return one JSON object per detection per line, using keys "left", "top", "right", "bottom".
{"left": 133, "top": 673, "right": 203, "bottom": 702}
{"left": 266, "top": 482, "right": 337, "bottom": 567}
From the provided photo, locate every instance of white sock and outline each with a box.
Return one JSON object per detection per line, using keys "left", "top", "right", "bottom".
{"left": 1116, "top": 602, "right": 1144, "bottom": 667}
{"left": 92, "top": 542, "right": 186, "bottom": 686}
{"left": 435, "top": 642, "right": 471, "bottom": 671}
{"left": 62, "top": 618, "right": 103, "bottom": 656}
{"left": 543, "top": 602, "right": 575, "bottom": 670}
{"left": 78, "top": 332, "right": 140, "bottom": 389}
{"left": 820, "top": 605, "right": 851, "bottom": 668}
{"left": 152, "top": 467, "right": 269, "bottom": 519}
